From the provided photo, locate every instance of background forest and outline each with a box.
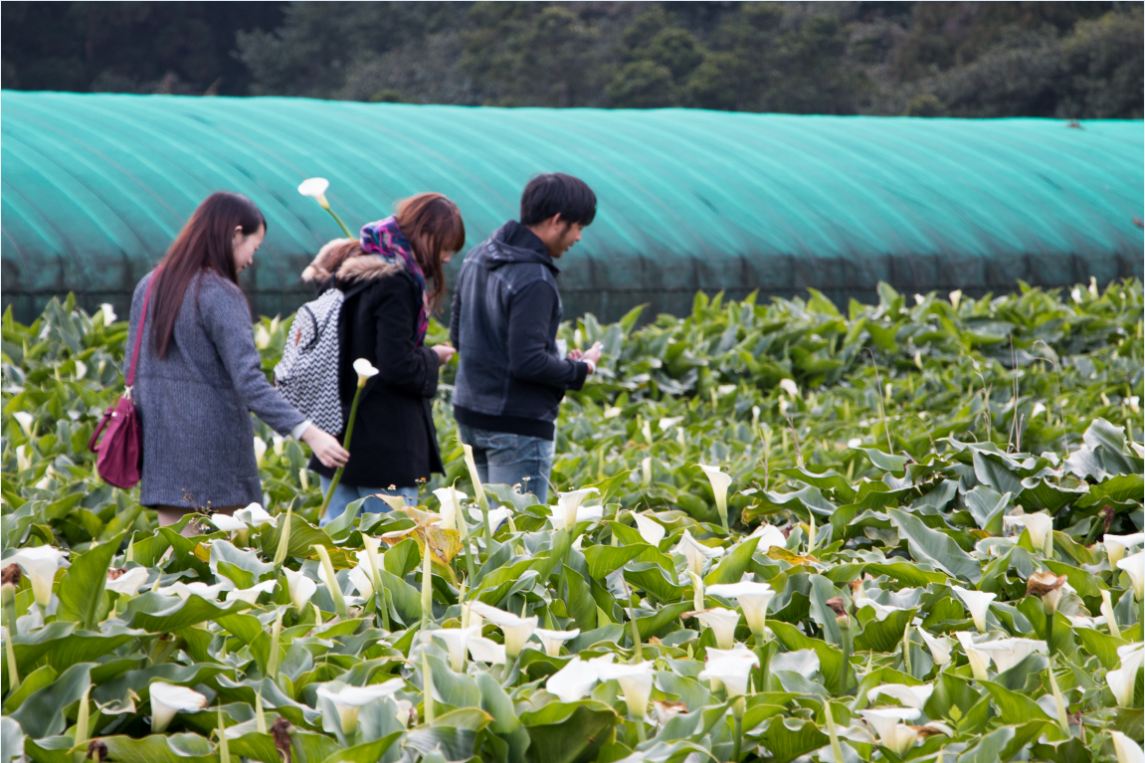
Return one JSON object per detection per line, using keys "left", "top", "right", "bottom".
{"left": 2, "top": 1, "right": 1142, "bottom": 118}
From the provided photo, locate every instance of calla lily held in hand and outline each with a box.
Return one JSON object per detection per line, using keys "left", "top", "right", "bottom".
{"left": 352, "top": 358, "right": 379, "bottom": 387}
{"left": 297, "top": 177, "right": 331, "bottom": 208}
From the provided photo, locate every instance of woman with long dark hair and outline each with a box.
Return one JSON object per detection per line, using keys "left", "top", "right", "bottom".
{"left": 126, "top": 192, "right": 348, "bottom": 528}
{"left": 300, "top": 193, "right": 465, "bottom": 524}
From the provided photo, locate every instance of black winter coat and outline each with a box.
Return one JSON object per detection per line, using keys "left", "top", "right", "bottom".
{"left": 307, "top": 254, "right": 443, "bottom": 488}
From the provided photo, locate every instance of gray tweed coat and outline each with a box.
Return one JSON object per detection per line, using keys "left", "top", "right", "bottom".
{"left": 125, "top": 270, "right": 305, "bottom": 509}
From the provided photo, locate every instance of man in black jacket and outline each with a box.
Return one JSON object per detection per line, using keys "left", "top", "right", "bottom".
{"left": 450, "top": 173, "right": 602, "bottom": 502}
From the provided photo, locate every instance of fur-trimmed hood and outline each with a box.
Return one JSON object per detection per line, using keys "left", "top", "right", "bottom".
{"left": 301, "top": 238, "right": 403, "bottom": 285}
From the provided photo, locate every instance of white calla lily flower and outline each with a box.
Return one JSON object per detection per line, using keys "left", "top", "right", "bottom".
{"left": 694, "top": 607, "right": 741, "bottom": 648}
{"left": 234, "top": 503, "right": 274, "bottom": 527}
{"left": 433, "top": 487, "right": 468, "bottom": 532}
{"left": 210, "top": 514, "right": 246, "bottom": 533}
{"left": 3, "top": 545, "right": 67, "bottom": 608}
{"left": 316, "top": 679, "right": 403, "bottom": 734}
{"left": 674, "top": 530, "right": 724, "bottom": 577}
{"left": 860, "top": 707, "right": 921, "bottom": 756}
{"left": 778, "top": 378, "right": 800, "bottom": 398}
{"left": 598, "top": 662, "right": 654, "bottom": 719}
{"left": 428, "top": 626, "right": 479, "bottom": 672}
{"left": 971, "top": 637, "right": 1047, "bottom": 673}
{"left": 1003, "top": 512, "right": 1054, "bottom": 554}
{"left": 1107, "top": 643, "right": 1145, "bottom": 707}
{"left": 352, "top": 358, "right": 380, "bottom": 386}
{"left": 224, "top": 580, "right": 277, "bottom": 605}
{"left": 1117, "top": 550, "right": 1145, "bottom": 600}
{"left": 150, "top": 682, "right": 208, "bottom": 732}
{"left": 749, "top": 523, "right": 787, "bottom": 552}
{"left": 106, "top": 567, "right": 150, "bottom": 597}
{"left": 347, "top": 565, "right": 374, "bottom": 600}
{"left": 533, "top": 627, "right": 580, "bottom": 657}
{"left": 952, "top": 586, "right": 996, "bottom": 632}
{"left": 546, "top": 653, "right": 616, "bottom": 702}
{"left": 99, "top": 303, "right": 117, "bottom": 324}
{"left": 698, "top": 463, "right": 732, "bottom": 531}
{"left": 918, "top": 628, "right": 952, "bottom": 667}
{"left": 468, "top": 601, "right": 538, "bottom": 656}
{"left": 297, "top": 177, "right": 331, "bottom": 207}
{"left": 706, "top": 579, "right": 775, "bottom": 636}
{"left": 13, "top": 411, "right": 34, "bottom": 437}
{"left": 867, "top": 683, "right": 934, "bottom": 709}
{"left": 1104, "top": 533, "right": 1145, "bottom": 566}
{"left": 1112, "top": 730, "right": 1145, "bottom": 763}
{"left": 160, "top": 581, "right": 228, "bottom": 602}
{"left": 283, "top": 568, "right": 318, "bottom": 612}
{"left": 553, "top": 488, "right": 599, "bottom": 530}
{"left": 466, "top": 634, "right": 507, "bottom": 665}
{"left": 467, "top": 506, "right": 513, "bottom": 533}
{"left": 634, "top": 513, "right": 666, "bottom": 547}
{"left": 956, "top": 631, "right": 990, "bottom": 680}
{"left": 698, "top": 645, "right": 759, "bottom": 698}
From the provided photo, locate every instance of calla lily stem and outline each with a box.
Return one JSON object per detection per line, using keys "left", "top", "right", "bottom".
{"left": 320, "top": 380, "right": 367, "bottom": 517}
{"left": 325, "top": 207, "right": 354, "bottom": 239}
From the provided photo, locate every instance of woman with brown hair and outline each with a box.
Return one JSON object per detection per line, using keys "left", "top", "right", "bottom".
{"left": 300, "top": 193, "right": 465, "bottom": 524}
{"left": 126, "top": 192, "right": 349, "bottom": 529}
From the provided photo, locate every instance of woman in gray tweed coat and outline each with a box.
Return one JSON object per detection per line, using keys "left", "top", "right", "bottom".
{"left": 125, "top": 192, "right": 349, "bottom": 528}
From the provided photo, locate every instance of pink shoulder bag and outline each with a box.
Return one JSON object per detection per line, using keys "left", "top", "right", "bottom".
{"left": 88, "top": 276, "right": 156, "bottom": 488}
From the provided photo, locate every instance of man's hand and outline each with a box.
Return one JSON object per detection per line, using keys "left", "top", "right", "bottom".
{"left": 571, "top": 342, "right": 603, "bottom": 374}
{"left": 583, "top": 342, "right": 603, "bottom": 366}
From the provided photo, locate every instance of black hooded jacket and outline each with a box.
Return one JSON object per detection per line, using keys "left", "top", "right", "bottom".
{"left": 303, "top": 250, "right": 443, "bottom": 488}
{"left": 450, "top": 221, "right": 589, "bottom": 440}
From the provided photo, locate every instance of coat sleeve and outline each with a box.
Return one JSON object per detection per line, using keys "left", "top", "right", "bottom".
{"left": 201, "top": 277, "right": 307, "bottom": 436}
{"left": 372, "top": 277, "right": 441, "bottom": 398}
{"left": 506, "top": 281, "right": 588, "bottom": 391}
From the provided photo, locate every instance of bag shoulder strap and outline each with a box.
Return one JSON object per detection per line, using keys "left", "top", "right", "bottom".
{"left": 126, "top": 273, "right": 158, "bottom": 388}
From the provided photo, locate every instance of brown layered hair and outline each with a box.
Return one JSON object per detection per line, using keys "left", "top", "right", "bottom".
{"left": 394, "top": 193, "right": 465, "bottom": 311}
{"left": 150, "top": 192, "right": 266, "bottom": 358}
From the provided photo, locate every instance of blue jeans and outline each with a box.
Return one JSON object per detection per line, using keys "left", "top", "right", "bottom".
{"left": 318, "top": 477, "right": 418, "bottom": 527}
{"left": 457, "top": 423, "right": 555, "bottom": 502}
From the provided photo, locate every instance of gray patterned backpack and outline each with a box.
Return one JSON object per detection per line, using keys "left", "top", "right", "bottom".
{"left": 274, "top": 288, "right": 345, "bottom": 435}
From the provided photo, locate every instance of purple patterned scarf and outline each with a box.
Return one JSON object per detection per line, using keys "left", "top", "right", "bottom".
{"left": 360, "top": 216, "right": 428, "bottom": 345}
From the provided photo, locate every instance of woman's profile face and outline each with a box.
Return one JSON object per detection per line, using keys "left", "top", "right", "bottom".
{"left": 232, "top": 225, "right": 265, "bottom": 273}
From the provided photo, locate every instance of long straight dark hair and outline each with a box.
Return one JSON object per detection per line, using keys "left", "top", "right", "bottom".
{"left": 151, "top": 192, "right": 266, "bottom": 358}
{"left": 394, "top": 193, "right": 465, "bottom": 312}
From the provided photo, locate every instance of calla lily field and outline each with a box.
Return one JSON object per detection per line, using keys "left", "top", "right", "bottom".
{"left": 1, "top": 280, "right": 1142, "bottom": 762}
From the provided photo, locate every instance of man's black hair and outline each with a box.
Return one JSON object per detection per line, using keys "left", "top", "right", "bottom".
{"left": 519, "top": 173, "right": 597, "bottom": 227}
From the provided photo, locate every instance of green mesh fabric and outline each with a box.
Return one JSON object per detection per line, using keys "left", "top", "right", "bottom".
{"left": 2, "top": 91, "right": 1141, "bottom": 321}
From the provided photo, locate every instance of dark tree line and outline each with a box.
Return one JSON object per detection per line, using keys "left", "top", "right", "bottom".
{"left": 3, "top": 2, "right": 1141, "bottom": 118}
